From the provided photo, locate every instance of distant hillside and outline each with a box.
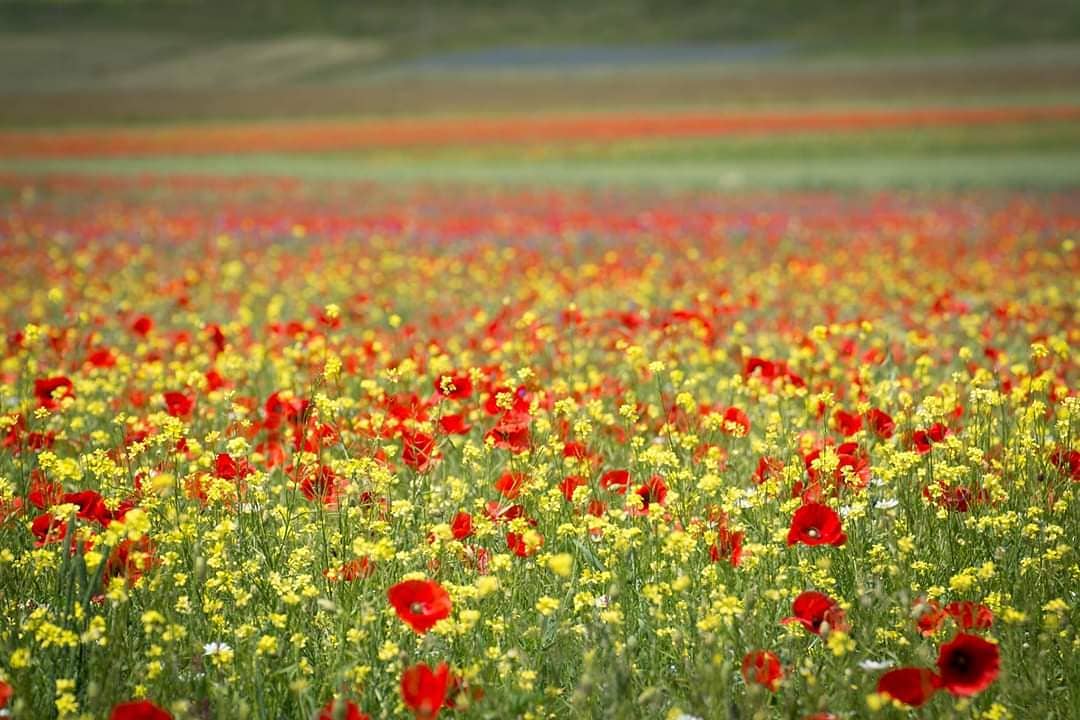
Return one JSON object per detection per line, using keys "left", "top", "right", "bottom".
{"left": 2, "top": 0, "right": 1080, "bottom": 57}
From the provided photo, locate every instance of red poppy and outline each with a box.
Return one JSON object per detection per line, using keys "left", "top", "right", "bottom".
{"left": 865, "top": 408, "right": 895, "bottom": 439}
{"left": 753, "top": 456, "right": 784, "bottom": 485}
{"left": 450, "top": 511, "right": 473, "bottom": 539}
{"left": 401, "top": 431, "right": 439, "bottom": 472}
{"left": 387, "top": 579, "right": 452, "bottom": 634}
{"left": 494, "top": 471, "right": 527, "bottom": 499}
{"left": 600, "top": 469, "right": 631, "bottom": 494}
{"left": 0, "top": 496, "right": 22, "bottom": 526}
{"left": 787, "top": 502, "right": 847, "bottom": 546}
{"left": 485, "top": 410, "right": 531, "bottom": 453}
{"left": 876, "top": 667, "right": 941, "bottom": 707}
{"left": 485, "top": 501, "right": 524, "bottom": 523}
{"left": 105, "top": 537, "right": 157, "bottom": 584}
{"left": 483, "top": 385, "right": 530, "bottom": 415}
{"left": 563, "top": 441, "right": 595, "bottom": 462}
{"left": 0, "top": 680, "right": 11, "bottom": 709}
{"left": 708, "top": 525, "right": 744, "bottom": 567}
{"left": 401, "top": 661, "right": 450, "bottom": 720}
{"left": 1049, "top": 447, "right": 1079, "bottom": 481}
{"left": 87, "top": 347, "right": 117, "bottom": 368}
{"left": 434, "top": 373, "right": 473, "bottom": 400}
{"left": 131, "top": 315, "right": 154, "bottom": 336}
{"left": 741, "top": 650, "right": 783, "bottom": 691}
{"left": 438, "top": 413, "right": 471, "bottom": 435}
{"left": 462, "top": 545, "right": 490, "bottom": 575}
{"left": 943, "top": 601, "right": 994, "bottom": 632}
{"left": 59, "top": 490, "right": 113, "bottom": 525}
{"left": 110, "top": 699, "right": 172, "bottom": 720}
{"left": 915, "top": 598, "right": 947, "bottom": 636}
{"left": 912, "top": 422, "right": 948, "bottom": 453}
{"left": 31, "top": 513, "right": 69, "bottom": 546}
{"left": 506, "top": 530, "right": 543, "bottom": 557}
{"left": 936, "top": 632, "right": 1001, "bottom": 696}
{"left": 833, "top": 409, "right": 862, "bottom": 437}
{"left": 631, "top": 475, "right": 668, "bottom": 515}
{"left": 29, "top": 475, "right": 64, "bottom": 508}
{"left": 722, "top": 407, "right": 751, "bottom": 436}
{"left": 214, "top": 452, "right": 253, "bottom": 480}
{"left": 316, "top": 698, "right": 370, "bottom": 720}
{"left": 162, "top": 391, "right": 194, "bottom": 418}
{"left": 781, "top": 591, "right": 847, "bottom": 635}
{"left": 559, "top": 475, "right": 586, "bottom": 501}
{"left": 300, "top": 465, "right": 343, "bottom": 506}
{"left": 34, "top": 376, "right": 74, "bottom": 409}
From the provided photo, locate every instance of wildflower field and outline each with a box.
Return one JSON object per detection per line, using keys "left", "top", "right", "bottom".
{"left": 0, "top": 174, "right": 1078, "bottom": 720}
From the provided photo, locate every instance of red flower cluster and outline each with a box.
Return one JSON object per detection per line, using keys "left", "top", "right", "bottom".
{"left": 877, "top": 633, "right": 1000, "bottom": 706}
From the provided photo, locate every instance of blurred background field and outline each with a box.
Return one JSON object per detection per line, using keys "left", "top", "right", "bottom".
{"left": 1, "top": 0, "right": 1079, "bottom": 189}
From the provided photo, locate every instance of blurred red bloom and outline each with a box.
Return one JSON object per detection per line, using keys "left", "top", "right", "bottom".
{"left": 29, "top": 475, "right": 64, "bottom": 508}
{"left": 833, "top": 409, "right": 862, "bottom": 437}
{"left": 485, "top": 410, "right": 531, "bottom": 453}
{"left": 105, "top": 537, "right": 157, "bottom": 584}
{"left": 632, "top": 475, "right": 668, "bottom": 515}
{"left": 214, "top": 452, "right": 253, "bottom": 480}
{"left": 0, "top": 679, "right": 11, "bottom": 708}
{"left": 1049, "top": 447, "right": 1079, "bottom": 482}
{"left": 401, "top": 661, "right": 450, "bottom": 720}
{"left": 130, "top": 315, "right": 154, "bottom": 336}
{"left": 915, "top": 598, "right": 947, "bottom": 636}
{"left": 506, "top": 530, "right": 543, "bottom": 557}
{"left": 31, "top": 513, "right": 69, "bottom": 546}
{"left": 87, "top": 347, "right": 117, "bottom": 368}
{"left": 316, "top": 698, "right": 370, "bottom": 720}
{"left": 912, "top": 422, "right": 948, "bottom": 453}
{"left": 110, "top": 699, "right": 172, "bottom": 720}
{"left": 936, "top": 632, "right": 1000, "bottom": 696}
{"left": 438, "top": 413, "right": 471, "bottom": 435}
{"left": 876, "top": 667, "right": 941, "bottom": 707}
{"left": 722, "top": 406, "right": 751, "bottom": 436}
{"left": 600, "top": 469, "right": 631, "bottom": 494}
{"left": 708, "top": 524, "right": 744, "bottom": 567}
{"left": 324, "top": 557, "right": 374, "bottom": 582}
{"left": 741, "top": 650, "right": 783, "bottom": 691}
{"left": 450, "top": 511, "right": 473, "bottom": 539}
{"left": 753, "top": 456, "right": 783, "bottom": 485}
{"left": 865, "top": 408, "right": 895, "bottom": 439}
{"left": 300, "top": 465, "right": 343, "bottom": 506}
{"left": 387, "top": 579, "right": 452, "bottom": 634}
{"left": 787, "top": 502, "right": 847, "bottom": 546}
{"left": 559, "top": 475, "right": 586, "bottom": 501}
{"left": 494, "top": 471, "right": 527, "bottom": 499}
{"left": 162, "top": 391, "right": 194, "bottom": 418}
{"left": 434, "top": 372, "right": 473, "bottom": 400}
{"left": 781, "top": 591, "right": 848, "bottom": 635}
{"left": 944, "top": 601, "right": 994, "bottom": 632}
{"left": 34, "top": 376, "right": 74, "bottom": 409}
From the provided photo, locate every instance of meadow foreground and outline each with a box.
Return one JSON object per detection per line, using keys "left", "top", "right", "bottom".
{"left": 0, "top": 177, "right": 1077, "bottom": 719}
